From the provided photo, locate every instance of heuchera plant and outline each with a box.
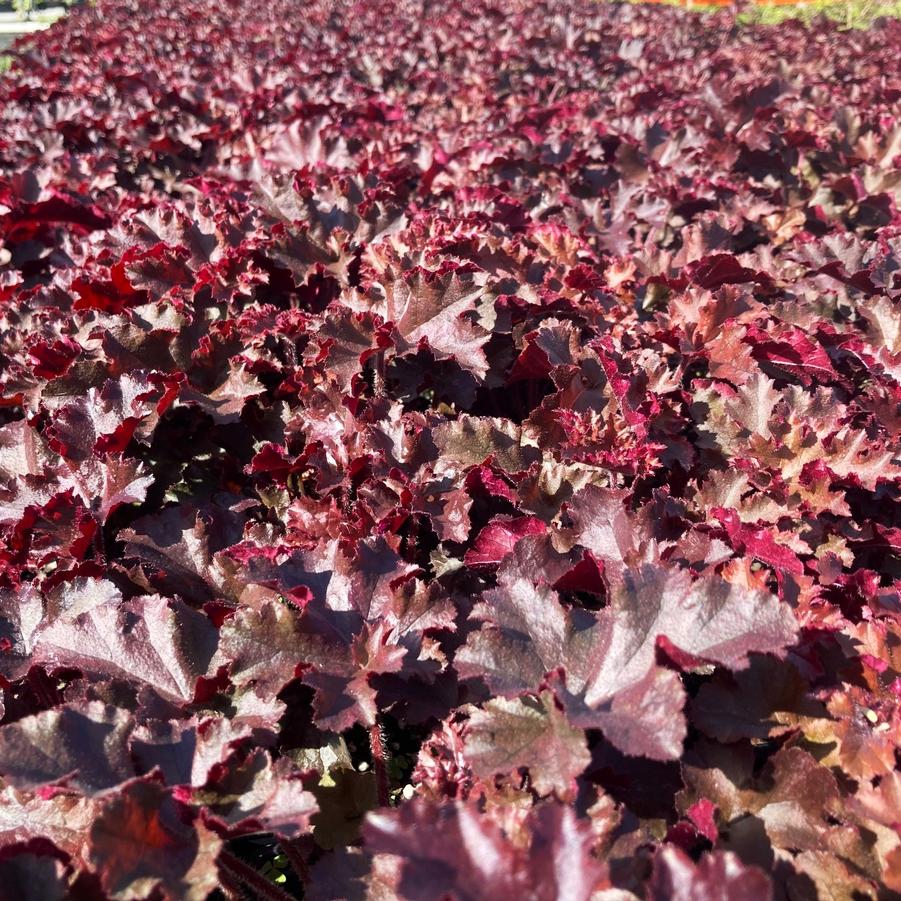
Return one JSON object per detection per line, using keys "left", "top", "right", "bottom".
{"left": 0, "top": 0, "right": 900, "bottom": 896}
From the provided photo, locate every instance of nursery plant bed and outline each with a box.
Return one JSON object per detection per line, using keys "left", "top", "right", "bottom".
{"left": 0, "top": 0, "right": 900, "bottom": 898}
{"left": 0, "top": 7, "right": 64, "bottom": 54}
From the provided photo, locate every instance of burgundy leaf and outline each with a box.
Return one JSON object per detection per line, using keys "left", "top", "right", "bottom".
{"left": 0, "top": 701, "right": 134, "bottom": 794}
{"left": 87, "top": 777, "right": 221, "bottom": 901}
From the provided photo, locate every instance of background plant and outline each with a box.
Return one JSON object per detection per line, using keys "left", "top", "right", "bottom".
{"left": 0, "top": 0, "right": 899, "bottom": 898}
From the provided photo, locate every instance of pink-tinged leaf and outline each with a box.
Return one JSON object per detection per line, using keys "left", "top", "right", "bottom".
{"left": 86, "top": 456, "right": 155, "bottom": 522}
{"left": 463, "top": 690, "right": 589, "bottom": 798}
{"left": 178, "top": 364, "right": 266, "bottom": 424}
{"left": 686, "top": 799, "right": 719, "bottom": 844}
{"left": 35, "top": 585, "right": 218, "bottom": 703}
{"left": 458, "top": 554, "right": 795, "bottom": 759}
{"left": 122, "top": 243, "right": 194, "bottom": 300}
{"left": 597, "top": 565, "right": 799, "bottom": 681}
{"left": 118, "top": 498, "right": 250, "bottom": 603}
{"left": 565, "top": 485, "right": 637, "bottom": 585}
{"left": 562, "top": 666, "right": 688, "bottom": 761}
{"left": 197, "top": 749, "right": 317, "bottom": 837}
{"left": 508, "top": 320, "right": 580, "bottom": 382}
{"left": 723, "top": 371, "right": 781, "bottom": 439}
{"left": 0, "top": 420, "right": 56, "bottom": 482}
{"left": 684, "top": 254, "right": 770, "bottom": 291}
{"left": 463, "top": 516, "right": 547, "bottom": 567}
{"left": 649, "top": 847, "right": 773, "bottom": 901}
{"left": 0, "top": 787, "right": 97, "bottom": 856}
{"left": 363, "top": 800, "right": 604, "bottom": 901}
{"left": 45, "top": 373, "right": 175, "bottom": 462}
{"left": 0, "top": 585, "right": 43, "bottom": 681}
{"left": 712, "top": 508, "right": 804, "bottom": 575}
{"left": 305, "top": 618, "right": 409, "bottom": 730}
{"left": 432, "top": 415, "right": 540, "bottom": 474}
{"left": 414, "top": 481, "right": 473, "bottom": 543}
{"left": 386, "top": 266, "right": 491, "bottom": 377}
{"left": 364, "top": 800, "right": 520, "bottom": 899}
{"left": 744, "top": 325, "right": 838, "bottom": 386}
{"left": 211, "top": 599, "right": 325, "bottom": 699}
{"left": 129, "top": 716, "right": 257, "bottom": 788}
{"left": 822, "top": 427, "right": 901, "bottom": 489}
{"left": 525, "top": 803, "right": 608, "bottom": 901}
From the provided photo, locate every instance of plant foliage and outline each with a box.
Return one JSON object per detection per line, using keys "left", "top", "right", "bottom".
{"left": 0, "top": 0, "right": 900, "bottom": 896}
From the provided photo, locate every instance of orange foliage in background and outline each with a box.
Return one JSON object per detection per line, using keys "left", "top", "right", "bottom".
{"left": 641, "top": 0, "right": 816, "bottom": 6}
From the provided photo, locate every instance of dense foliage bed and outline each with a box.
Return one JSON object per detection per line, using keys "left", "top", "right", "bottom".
{"left": 1, "top": 0, "right": 900, "bottom": 897}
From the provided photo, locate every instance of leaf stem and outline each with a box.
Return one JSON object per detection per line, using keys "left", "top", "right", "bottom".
{"left": 280, "top": 837, "right": 311, "bottom": 886}
{"left": 407, "top": 512, "right": 419, "bottom": 562}
{"left": 219, "top": 849, "right": 296, "bottom": 901}
{"left": 369, "top": 719, "right": 391, "bottom": 807}
{"left": 92, "top": 520, "right": 106, "bottom": 563}
{"left": 218, "top": 864, "right": 247, "bottom": 900}
{"left": 373, "top": 349, "right": 386, "bottom": 398}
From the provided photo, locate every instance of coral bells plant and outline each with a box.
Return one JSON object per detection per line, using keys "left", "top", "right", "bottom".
{"left": 0, "top": 0, "right": 900, "bottom": 896}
